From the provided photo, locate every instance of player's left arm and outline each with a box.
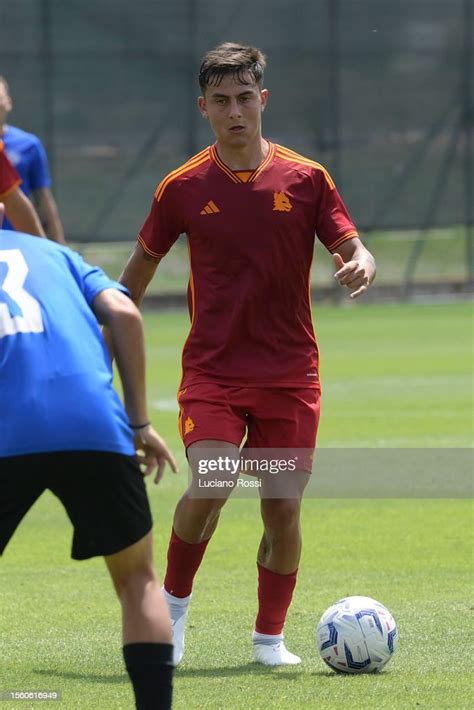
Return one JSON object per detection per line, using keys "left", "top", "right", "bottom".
{"left": 28, "top": 138, "right": 65, "bottom": 243}
{"left": 92, "top": 287, "right": 178, "bottom": 482}
{"left": 332, "top": 237, "right": 376, "bottom": 299}
{"left": 32, "top": 187, "right": 66, "bottom": 244}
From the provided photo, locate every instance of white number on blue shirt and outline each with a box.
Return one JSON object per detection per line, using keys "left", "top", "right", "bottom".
{"left": 0, "top": 249, "right": 44, "bottom": 338}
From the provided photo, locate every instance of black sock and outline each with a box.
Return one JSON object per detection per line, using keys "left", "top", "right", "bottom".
{"left": 123, "top": 642, "right": 174, "bottom": 710}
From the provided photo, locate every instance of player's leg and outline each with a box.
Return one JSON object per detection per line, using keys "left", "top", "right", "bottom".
{"left": 171, "top": 439, "right": 239, "bottom": 544}
{"left": 246, "top": 387, "right": 320, "bottom": 665}
{"left": 0, "top": 454, "right": 47, "bottom": 558}
{"left": 105, "top": 532, "right": 173, "bottom": 710}
{"left": 164, "top": 384, "right": 247, "bottom": 664}
{"left": 252, "top": 486, "right": 308, "bottom": 665}
{"left": 258, "top": 480, "right": 308, "bottom": 572}
{"left": 164, "top": 439, "right": 240, "bottom": 665}
{"left": 105, "top": 531, "right": 171, "bottom": 642}
{"left": 46, "top": 451, "right": 173, "bottom": 709}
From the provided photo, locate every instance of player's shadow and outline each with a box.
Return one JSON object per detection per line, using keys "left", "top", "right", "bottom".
{"left": 177, "top": 666, "right": 390, "bottom": 679}
{"left": 34, "top": 665, "right": 350, "bottom": 682}
{"left": 33, "top": 669, "right": 127, "bottom": 684}
{"left": 176, "top": 663, "right": 306, "bottom": 679}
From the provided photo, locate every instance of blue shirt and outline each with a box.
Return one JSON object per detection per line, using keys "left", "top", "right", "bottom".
{"left": 2, "top": 125, "right": 52, "bottom": 231}
{"left": 0, "top": 231, "right": 135, "bottom": 457}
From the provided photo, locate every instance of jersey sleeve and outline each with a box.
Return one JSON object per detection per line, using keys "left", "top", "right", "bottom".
{"left": 66, "top": 249, "right": 129, "bottom": 308}
{"left": 313, "top": 169, "right": 359, "bottom": 252}
{"left": 137, "top": 179, "right": 184, "bottom": 258}
{"left": 28, "top": 138, "right": 52, "bottom": 191}
{"left": 0, "top": 142, "right": 21, "bottom": 198}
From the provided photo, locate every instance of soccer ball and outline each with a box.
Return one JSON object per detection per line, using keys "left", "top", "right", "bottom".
{"left": 316, "top": 596, "right": 398, "bottom": 673}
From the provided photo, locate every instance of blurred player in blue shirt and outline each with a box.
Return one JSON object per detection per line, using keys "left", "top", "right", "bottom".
{"left": 0, "top": 209, "right": 177, "bottom": 709}
{"left": 0, "top": 139, "right": 44, "bottom": 236}
{"left": 0, "top": 76, "right": 65, "bottom": 243}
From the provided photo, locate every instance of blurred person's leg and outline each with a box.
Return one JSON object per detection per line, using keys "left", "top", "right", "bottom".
{"left": 106, "top": 532, "right": 173, "bottom": 710}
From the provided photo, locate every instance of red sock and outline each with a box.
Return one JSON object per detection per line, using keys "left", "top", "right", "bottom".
{"left": 255, "top": 562, "right": 298, "bottom": 635}
{"left": 163, "top": 528, "right": 210, "bottom": 598}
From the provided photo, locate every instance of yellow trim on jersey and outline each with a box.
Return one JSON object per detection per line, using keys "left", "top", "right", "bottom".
{"left": 275, "top": 145, "right": 336, "bottom": 189}
{"left": 137, "top": 233, "right": 167, "bottom": 259}
{"left": 176, "top": 238, "right": 197, "bottom": 399}
{"left": 327, "top": 230, "right": 359, "bottom": 251}
{"left": 210, "top": 145, "right": 241, "bottom": 183}
{"left": 154, "top": 149, "right": 211, "bottom": 202}
{"left": 177, "top": 405, "right": 184, "bottom": 439}
{"left": 155, "top": 146, "right": 209, "bottom": 196}
{"left": 249, "top": 142, "right": 276, "bottom": 183}
{"left": 211, "top": 142, "right": 276, "bottom": 184}
{"left": 187, "top": 238, "right": 196, "bottom": 325}
{"left": 234, "top": 171, "right": 252, "bottom": 183}
{"left": 176, "top": 388, "right": 187, "bottom": 440}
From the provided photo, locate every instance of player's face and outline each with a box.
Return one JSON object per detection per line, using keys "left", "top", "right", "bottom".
{"left": 0, "top": 83, "right": 12, "bottom": 125}
{"left": 198, "top": 73, "right": 268, "bottom": 148}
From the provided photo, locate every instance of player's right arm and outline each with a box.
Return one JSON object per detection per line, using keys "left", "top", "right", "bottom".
{"left": 120, "top": 174, "right": 184, "bottom": 306}
{"left": 118, "top": 242, "right": 162, "bottom": 307}
{"left": 102, "top": 243, "right": 161, "bottom": 361}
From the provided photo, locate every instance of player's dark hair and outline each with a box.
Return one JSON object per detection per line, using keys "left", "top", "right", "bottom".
{"left": 199, "top": 42, "right": 266, "bottom": 92}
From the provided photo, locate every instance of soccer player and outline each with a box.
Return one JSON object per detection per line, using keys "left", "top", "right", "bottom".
{"left": 0, "top": 76, "right": 65, "bottom": 243}
{"left": 0, "top": 139, "right": 45, "bottom": 236}
{"left": 118, "top": 42, "right": 376, "bottom": 666}
{"left": 0, "top": 207, "right": 178, "bottom": 709}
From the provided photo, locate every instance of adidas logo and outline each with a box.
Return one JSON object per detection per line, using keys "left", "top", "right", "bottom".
{"left": 200, "top": 200, "right": 220, "bottom": 215}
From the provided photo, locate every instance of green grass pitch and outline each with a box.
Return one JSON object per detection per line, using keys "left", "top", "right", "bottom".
{"left": 0, "top": 301, "right": 472, "bottom": 708}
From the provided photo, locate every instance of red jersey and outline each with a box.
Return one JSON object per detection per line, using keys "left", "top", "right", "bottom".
{"left": 139, "top": 142, "right": 358, "bottom": 389}
{"left": 0, "top": 139, "right": 21, "bottom": 199}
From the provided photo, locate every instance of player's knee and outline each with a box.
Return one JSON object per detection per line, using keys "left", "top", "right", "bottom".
{"left": 184, "top": 491, "right": 227, "bottom": 517}
{"left": 261, "top": 498, "right": 301, "bottom": 531}
{"left": 113, "top": 565, "right": 157, "bottom": 601}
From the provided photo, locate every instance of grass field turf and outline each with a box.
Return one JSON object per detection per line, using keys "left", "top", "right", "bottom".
{"left": 0, "top": 301, "right": 472, "bottom": 709}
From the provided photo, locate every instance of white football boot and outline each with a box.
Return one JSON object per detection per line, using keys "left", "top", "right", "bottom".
{"left": 252, "top": 631, "right": 301, "bottom": 666}
{"left": 162, "top": 588, "right": 191, "bottom": 666}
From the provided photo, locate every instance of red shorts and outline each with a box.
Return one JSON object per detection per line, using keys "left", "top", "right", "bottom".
{"left": 177, "top": 384, "right": 320, "bottom": 473}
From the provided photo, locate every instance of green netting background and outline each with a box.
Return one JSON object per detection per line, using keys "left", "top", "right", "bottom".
{"left": 0, "top": 0, "right": 472, "bottom": 242}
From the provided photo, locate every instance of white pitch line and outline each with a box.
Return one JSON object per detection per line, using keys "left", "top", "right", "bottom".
{"left": 152, "top": 398, "right": 179, "bottom": 412}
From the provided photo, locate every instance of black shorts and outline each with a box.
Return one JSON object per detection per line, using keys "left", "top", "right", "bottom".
{"left": 0, "top": 451, "right": 153, "bottom": 560}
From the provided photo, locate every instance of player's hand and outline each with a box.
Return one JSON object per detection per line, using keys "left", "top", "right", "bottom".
{"left": 134, "top": 425, "right": 178, "bottom": 484}
{"left": 333, "top": 252, "right": 375, "bottom": 299}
